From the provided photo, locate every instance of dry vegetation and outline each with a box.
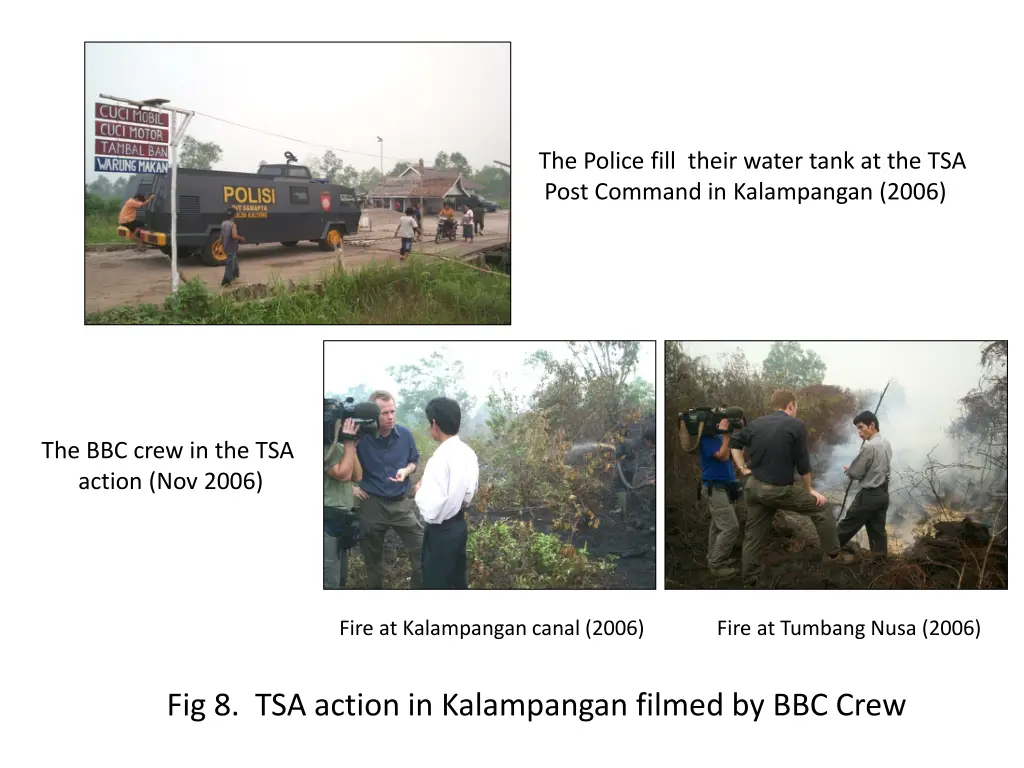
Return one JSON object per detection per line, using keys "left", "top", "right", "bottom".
{"left": 338, "top": 342, "right": 656, "bottom": 589}
{"left": 665, "top": 341, "right": 1008, "bottom": 590}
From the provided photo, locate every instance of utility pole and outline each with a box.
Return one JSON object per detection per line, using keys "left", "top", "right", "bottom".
{"left": 494, "top": 160, "right": 510, "bottom": 245}
{"left": 377, "top": 136, "right": 383, "bottom": 176}
{"left": 100, "top": 93, "right": 194, "bottom": 294}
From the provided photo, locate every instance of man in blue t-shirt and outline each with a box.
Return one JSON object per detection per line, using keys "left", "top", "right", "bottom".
{"left": 699, "top": 418, "right": 740, "bottom": 578}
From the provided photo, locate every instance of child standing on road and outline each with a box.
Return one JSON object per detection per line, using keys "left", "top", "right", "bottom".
{"left": 395, "top": 207, "right": 419, "bottom": 261}
{"left": 461, "top": 206, "right": 475, "bottom": 242}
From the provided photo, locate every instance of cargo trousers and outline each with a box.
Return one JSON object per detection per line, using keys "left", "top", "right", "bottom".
{"left": 741, "top": 476, "right": 841, "bottom": 583}
{"left": 706, "top": 485, "right": 739, "bottom": 569}
{"left": 222, "top": 249, "right": 239, "bottom": 284}
{"left": 323, "top": 531, "right": 349, "bottom": 589}
{"left": 838, "top": 486, "right": 889, "bottom": 554}
{"left": 358, "top": 494, "right": 424, "bottom": 589}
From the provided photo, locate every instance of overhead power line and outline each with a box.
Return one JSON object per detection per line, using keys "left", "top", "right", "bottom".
{"left": 190, "top": 109, "right": 418, "bottom": 164}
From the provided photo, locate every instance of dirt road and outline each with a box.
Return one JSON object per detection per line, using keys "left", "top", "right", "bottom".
{"left": 85, "top": 210, "right": 509, "bottom": 313}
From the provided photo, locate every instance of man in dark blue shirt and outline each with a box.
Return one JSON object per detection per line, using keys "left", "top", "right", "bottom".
{"left": 354, "top": 390, "right": 423, "bottom": 589}
{"left": 699, "top": 418, "right": 739, "bottom": 578}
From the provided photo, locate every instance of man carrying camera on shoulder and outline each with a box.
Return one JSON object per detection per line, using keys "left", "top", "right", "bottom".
{"left": 700, "top": 417, "right": 741, "bottom": 578}
{"left": 324, "top": 417, "right": 363, "bottom": 589}
{"left": 354, "top": 391, "right": 424, "bottom": 589}
{"left": 729, "top": 389, "right": 856, "bottom": 585}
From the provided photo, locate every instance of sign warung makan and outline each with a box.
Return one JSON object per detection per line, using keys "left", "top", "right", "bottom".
{"left": 94, "top": 138, "right": 169, "bottom": 160}
{"left": 94, "top": 102, "right": 170, "bottom": 127}
{"left": 94, "top": 157, "right": 169, "bottom": 174}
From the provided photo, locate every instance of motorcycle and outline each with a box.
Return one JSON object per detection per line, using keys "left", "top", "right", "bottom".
{"left": 435, "top": 216, "right": 458, "bottom": 243}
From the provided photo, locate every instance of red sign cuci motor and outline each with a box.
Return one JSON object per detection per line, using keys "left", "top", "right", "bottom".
{"left": 95, "top": 120, "right": 169, "bottom": 143}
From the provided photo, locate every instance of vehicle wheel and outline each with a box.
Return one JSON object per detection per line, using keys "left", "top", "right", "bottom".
{"left": 318, "top": 228, "right": 342, "bottom": 251}
{"left": 280, "top": 241, "right": 298, "bottom": 247}
{"left": 200, "top": 232, "right": 228, "bottom": 266}
{"left": 435, "top": 229, "right": 441, "bottom": 244}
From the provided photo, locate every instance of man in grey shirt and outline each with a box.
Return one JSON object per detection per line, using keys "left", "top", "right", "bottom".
{"left": 839, "top": 410, "right": 893, "bottom": 554}
{"left": 220, "top": 207, "right": 246, "bottom": 287}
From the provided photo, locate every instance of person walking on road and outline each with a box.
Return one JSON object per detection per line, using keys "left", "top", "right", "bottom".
{"left": 413, "top": 203, "right": 423, "bottom": 241}
{"left": 394, "top": 207, "right": 419, "bottom": 261}
{"left": 220, "top": 207, "right": 245, "bottom": 287}
{"left": 474, "top": 203, "right": 485, "bottom": 235}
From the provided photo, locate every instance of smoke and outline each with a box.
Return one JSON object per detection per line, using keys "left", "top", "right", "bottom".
{"left": 815, "top": 378, "right": 1001, "bottom": 549}
{"left": 817, "top": 378, "right": 967, "bottom": 489}
{"left": 565, "top": 442, "right": 615, "bottom": 465}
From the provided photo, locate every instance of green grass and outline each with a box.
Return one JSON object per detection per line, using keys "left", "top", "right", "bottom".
{"left": 340, "top": 518, "right": 617, "bottom": 589}
{"left": 466, "top": 520, "right": 618, "bottom": 589}
{"left": 85, "top": 257, "right": 511, "bottom": 324}
{"left": 86, "top": 212, "right": 121, "bottom": 245}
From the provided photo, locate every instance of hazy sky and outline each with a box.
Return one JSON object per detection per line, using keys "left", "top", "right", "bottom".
{"left": 677, "top": 341, "right": 989, "bottom": 466}
{"left": 678, "top": 341, "right": 983, "bottom": 399}
{"left": 324, "top": 342, "right": 656, "bottom": 410}
{"left": 85, "top": 43, "right": 510, "bottom": 182}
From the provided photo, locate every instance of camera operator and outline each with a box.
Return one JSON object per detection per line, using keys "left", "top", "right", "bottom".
{"left": 839, "top": 410, "right": 892, "bottom": 555}
{"left": 324, "top": 417, "right": 362, "bottom": 589}
{"left": 700, "top": 418, "right": 740, "bottom": 578}
{"left": 729, "top": 389, "right": 855, "bottom": 584}
{"left": 354, "top": 390, "right": 423, "bottom": 589}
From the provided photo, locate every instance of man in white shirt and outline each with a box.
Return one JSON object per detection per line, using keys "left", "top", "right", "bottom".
{"left": 414, "top": 397, "right": 479, "bottom": 589}
{"left": 394, "top": 207, "right": 419, "bottom": 260}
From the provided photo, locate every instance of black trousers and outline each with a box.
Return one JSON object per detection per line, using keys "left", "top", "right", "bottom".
{"left": 838, "top": 486, "right": 889, "bottom": 553}
{"left": 422, "top": 510, "right": 468, "bottom": 589}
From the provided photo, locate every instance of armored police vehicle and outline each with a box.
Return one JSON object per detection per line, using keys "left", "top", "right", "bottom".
{"left": 118, "top": 154, "right": 362, "bottom": 266}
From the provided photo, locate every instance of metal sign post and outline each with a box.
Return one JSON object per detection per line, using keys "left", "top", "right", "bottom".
{"left": 99, "top": 93, "right": 194, "bottom": 294}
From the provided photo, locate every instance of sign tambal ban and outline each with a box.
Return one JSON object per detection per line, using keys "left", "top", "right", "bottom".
{"left": 95, "top": 138, "right": 169, "bottom": 160}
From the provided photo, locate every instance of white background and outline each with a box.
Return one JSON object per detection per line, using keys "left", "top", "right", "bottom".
{"left": 1, "top": 1, "right": 1020, "bottom": 766}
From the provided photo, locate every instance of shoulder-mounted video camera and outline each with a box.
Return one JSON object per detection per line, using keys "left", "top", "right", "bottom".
{"left": 323, "top": 397, "right": 381, "bottom": 444}
{"left": 678, "top": 406, "right": 746, "bottom": 438}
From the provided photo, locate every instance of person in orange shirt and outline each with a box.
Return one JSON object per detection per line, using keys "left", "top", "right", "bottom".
{"left": 118, "top": 193, "right": 155, "bottom": 235}
{"left": 437, "top": 203, "right": 456, "bottom": 238}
